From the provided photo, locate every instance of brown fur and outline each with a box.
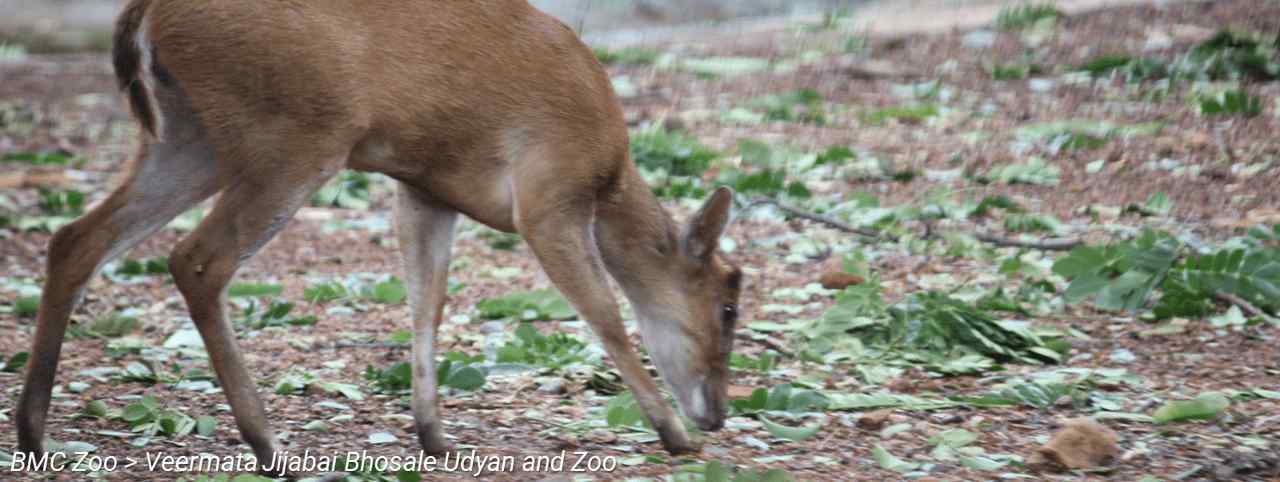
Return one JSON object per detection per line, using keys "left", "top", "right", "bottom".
{"left": 112, "top": 0, "right": 154, "bottom": 136}
{"left": 18, "top": 0, "right": 742, "bottom": 469}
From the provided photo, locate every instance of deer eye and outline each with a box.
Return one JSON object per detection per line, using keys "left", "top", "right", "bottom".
{"left": 721, "top": 304, "right": 738, "bottom": 324}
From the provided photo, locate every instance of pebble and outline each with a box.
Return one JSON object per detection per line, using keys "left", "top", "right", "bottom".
{"left": 962, "top": 30, "right": 997, "bottom": 49}
{"left": 736, "top": 435, "right": 770, "bottom": 450}
{"left": 481, "top": 321, "right": 506, "bottom": 334}
{"left": 584, "top": 429, "right": 618, "bottom": 444}
{"left": 537, "top": 377, "right": 567, "bottom": 395}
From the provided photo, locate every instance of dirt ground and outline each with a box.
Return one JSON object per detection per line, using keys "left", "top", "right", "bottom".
{"left": 2, "top": 0, "right": 1279, "bottom": 481}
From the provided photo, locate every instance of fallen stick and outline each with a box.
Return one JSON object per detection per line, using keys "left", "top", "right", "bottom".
{"left": 747, "top": 197, "right": 1083, "bottom": 251}
{"left": 1215, "top": 291, "right": 1273, "bottom": 319}
{"left": 748, "top": 197, "right": 883, "bottom": 239}
{"left": 973, "top": 233, "right": 1083, "bottom": 251}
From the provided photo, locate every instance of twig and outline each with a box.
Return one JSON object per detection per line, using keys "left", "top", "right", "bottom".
{"left": 746, "top": 197, "right": 1084, "bottom": 251}
{"left": 972, "top": 233, "right": 1083, "bottom": 251}
{"left": 1215, "top": 291, "right": 1272, "bottom": 319}
{"left": 322, "top": 341, "right": 408, "bottom": 350}
{"left": 747, "top": 197, "right": 885, "bottom": 239}
{"left": 736, "top": 333, "right": 791, "bottom": 357}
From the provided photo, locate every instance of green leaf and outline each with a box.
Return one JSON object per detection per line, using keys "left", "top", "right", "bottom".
{"left": 370, "top": 278, "right": 407, "bottom": 304}
{"left": 227, "top": 283, "right": 284, "bottom": 298}
{"left": 678, "top": 57, "right": 771, "bottom": 77}
{"left": 315, "top": 382, "right": 364, "bottom": 401}
{"left": 760, "top": 415, "right": 823, "bottom": 442}
{"left": 83, "top": 400, "right": 109, "bottom": 418}
{"left": 704, "top": 460, "right": 732, "bottom": 482}
{"left": 121, "top": 403, "right": 153, "bottom": 423}
{"left": 960, "top": 455, "right": 1008, "bottom": 471}
{"left": 477, "top": 289, "right": 576, "bottom": 321}
{"left": 872, "top": 444, "right": 921, "bottom": 472}
{"left": 930, "top": 429, "right": 978, "bottom": 448}
{"left": 1153, "top": 392, "right": 1230, "bottom": 423}
{"left": 443, "top": 365, "right": 487, "bottom": 391}
{"left": 2, "top": 352, "right": 29, "bottom": 372}
{"left": 195, "top": 416, "right": 217, "bottom": 436}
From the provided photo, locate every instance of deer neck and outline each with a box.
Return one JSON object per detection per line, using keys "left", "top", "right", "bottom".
{"left": 593, "top": 166, "right": 682, "bottom": 310}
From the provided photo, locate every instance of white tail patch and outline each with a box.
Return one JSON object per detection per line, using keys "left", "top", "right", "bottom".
{"left": 134, "top": 20, "right": 166, "bottom": 139}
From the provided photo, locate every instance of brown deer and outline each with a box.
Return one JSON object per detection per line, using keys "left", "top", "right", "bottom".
{"left": 15, "top": 0, "right": 743, "bottom": 468}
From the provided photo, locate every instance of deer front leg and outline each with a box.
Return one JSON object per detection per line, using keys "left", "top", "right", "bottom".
{"left": 169, "top": 165, "right": 337, "bottom": 474}
{"left": 515, "top": 197, "right": 697, "bottom": 454}
{"left": 393, "top": 183, "right": 459, "bottom": 454}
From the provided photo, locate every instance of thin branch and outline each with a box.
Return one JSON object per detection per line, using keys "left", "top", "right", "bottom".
{"left": 736, "top": 333, "right": 791, "bottom": 357}
{"left": 973, "top": 233, "right": 1083, "bottom": 251}
{"left": 1215, "top": 291, "right": 1272, "bottom": 319}
{"left": 746, "top": 197, "right": 1083, "bottom": 251}
{"left": 746, "top": 197, "right": 887, "bottom": 239}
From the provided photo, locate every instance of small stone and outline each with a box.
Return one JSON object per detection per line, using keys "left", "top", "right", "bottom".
{"left": 704, "top": 446, "right": 731, "bottom": 457}
{"left": 584, "top": 429, "right": 617, "bottom": 444}
{"left": 736, "top": 435, "right": 770, "bottom": 450}
{"left": 962, "top": 30, "right": 997, "bottom": 49}
{"left": 537, "top": 378, "right": 567, "bottom": 395}
{"left": 480, "top": 321, "right": 506, "bottom": 334}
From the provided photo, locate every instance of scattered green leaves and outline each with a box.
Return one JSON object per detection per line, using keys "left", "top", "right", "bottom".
{"left": 477, "top": 288, "right": 575, "bottom": 321}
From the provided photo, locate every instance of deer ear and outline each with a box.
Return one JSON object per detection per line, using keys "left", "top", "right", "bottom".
{"left": 684, "top": 186, "right": 734, "bottom": 260}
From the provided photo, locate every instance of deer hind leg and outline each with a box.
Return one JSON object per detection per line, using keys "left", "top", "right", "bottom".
{"left": 168, "top": 159, "right": 339, "bottom": 470}
{"left": 393, "top": 183, "right": 459, "bottom": 454}
{"left": 15, "top": 108, "right": 221, "bottom": 455}
{"left": 512, "top": 170, "right": 696, "bottom": 454}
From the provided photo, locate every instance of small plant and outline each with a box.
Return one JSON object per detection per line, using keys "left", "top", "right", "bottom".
{"left": 303, "top": 280, "right": 349, "bottom": 303}
{"left": 362, "top": 277, "right": 407, "bottom": 304}
{"left": 593, "top": 47, "right": 660, "bottom": 66}
{"left": 311, "top": 170, "right": 372, "bottom": 210}
{"left": 982, "top": 158, "right": 1060, "bottom": 186}
{"left": 1, "top": 151, "right": 73, "bottom": 165}
{"left": 97, "top": 396, "right": 217, "bottom": 441}
{"left": 114, "top": 257, "right": 169, "bottom": 277}
{"left": 862, "top": 104, "right": 938, "bottom": 126}
{"left": 630, "top": 125, "right": 718, "bottom": 177}
{"left": 236, "top": 299, "right": 318, "bottom": 329}
{"left": 995, "top": 3, "right": 1062, "bottom": 31}
{"left": 2, "top": 352, "right": 30, "bottom": 373}
{"left": 365, "top": 352, "right": 486, "bottom": 393}
{"left": 12, "top": 296, "right": 40, "bottom": 318}
{"left": 274, "top": 370, "right": 364, "bottom": 400}
{"left": 1184, "top": 30, "right": 1279, "bottom": 81}
{"left": 1194, "top": 89, "right": 1262, "bottom": 117}
{"left": 38, "top": 190, "right": 85, "bottom": 216}
{"left": 226, "top": 282, "right": 284, "bottom": 298}
{"left": 748, "top": 89, "right": 826, "bottom": 124}
{"left": 477, "top": 288, "right": 575, "bottom": 321}
{"left": 496, "top": 323, "right": 592, "bottom": 370}
{"left": 991, "top": 63, "right": 1031, "bottom": 80}
{"left": 69, "top": 312, "right": 141, "bottom": 339}
{"left": 729, "top": 384, "right": 830, "bottom": 417}
{"left": 674, "top": 460, "right": 796, "bottom": 482}
{"left": 814, "top": 146, "right": 855, "bottom": 166}
{"left": 729, "top": 351, "right": 779, "bottom": 373}
{"left": 479, "top": 229, "right": 522, "bottom": 251}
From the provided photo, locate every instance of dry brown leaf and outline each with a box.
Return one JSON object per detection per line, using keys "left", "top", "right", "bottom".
{"left": 0, "top": 170, "right": 68, "bottom": 189}
{"left": 857, "top": 409, "right": 894, "bottom": 431}
{"left": 1031, "top": 418, "right": 1120, "bottom": 470}
{"left": 819, "top": 271, "right": 865, "bottom": 290}
{"left": 727, "top": 385, "right": 757, "bottom": 399}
